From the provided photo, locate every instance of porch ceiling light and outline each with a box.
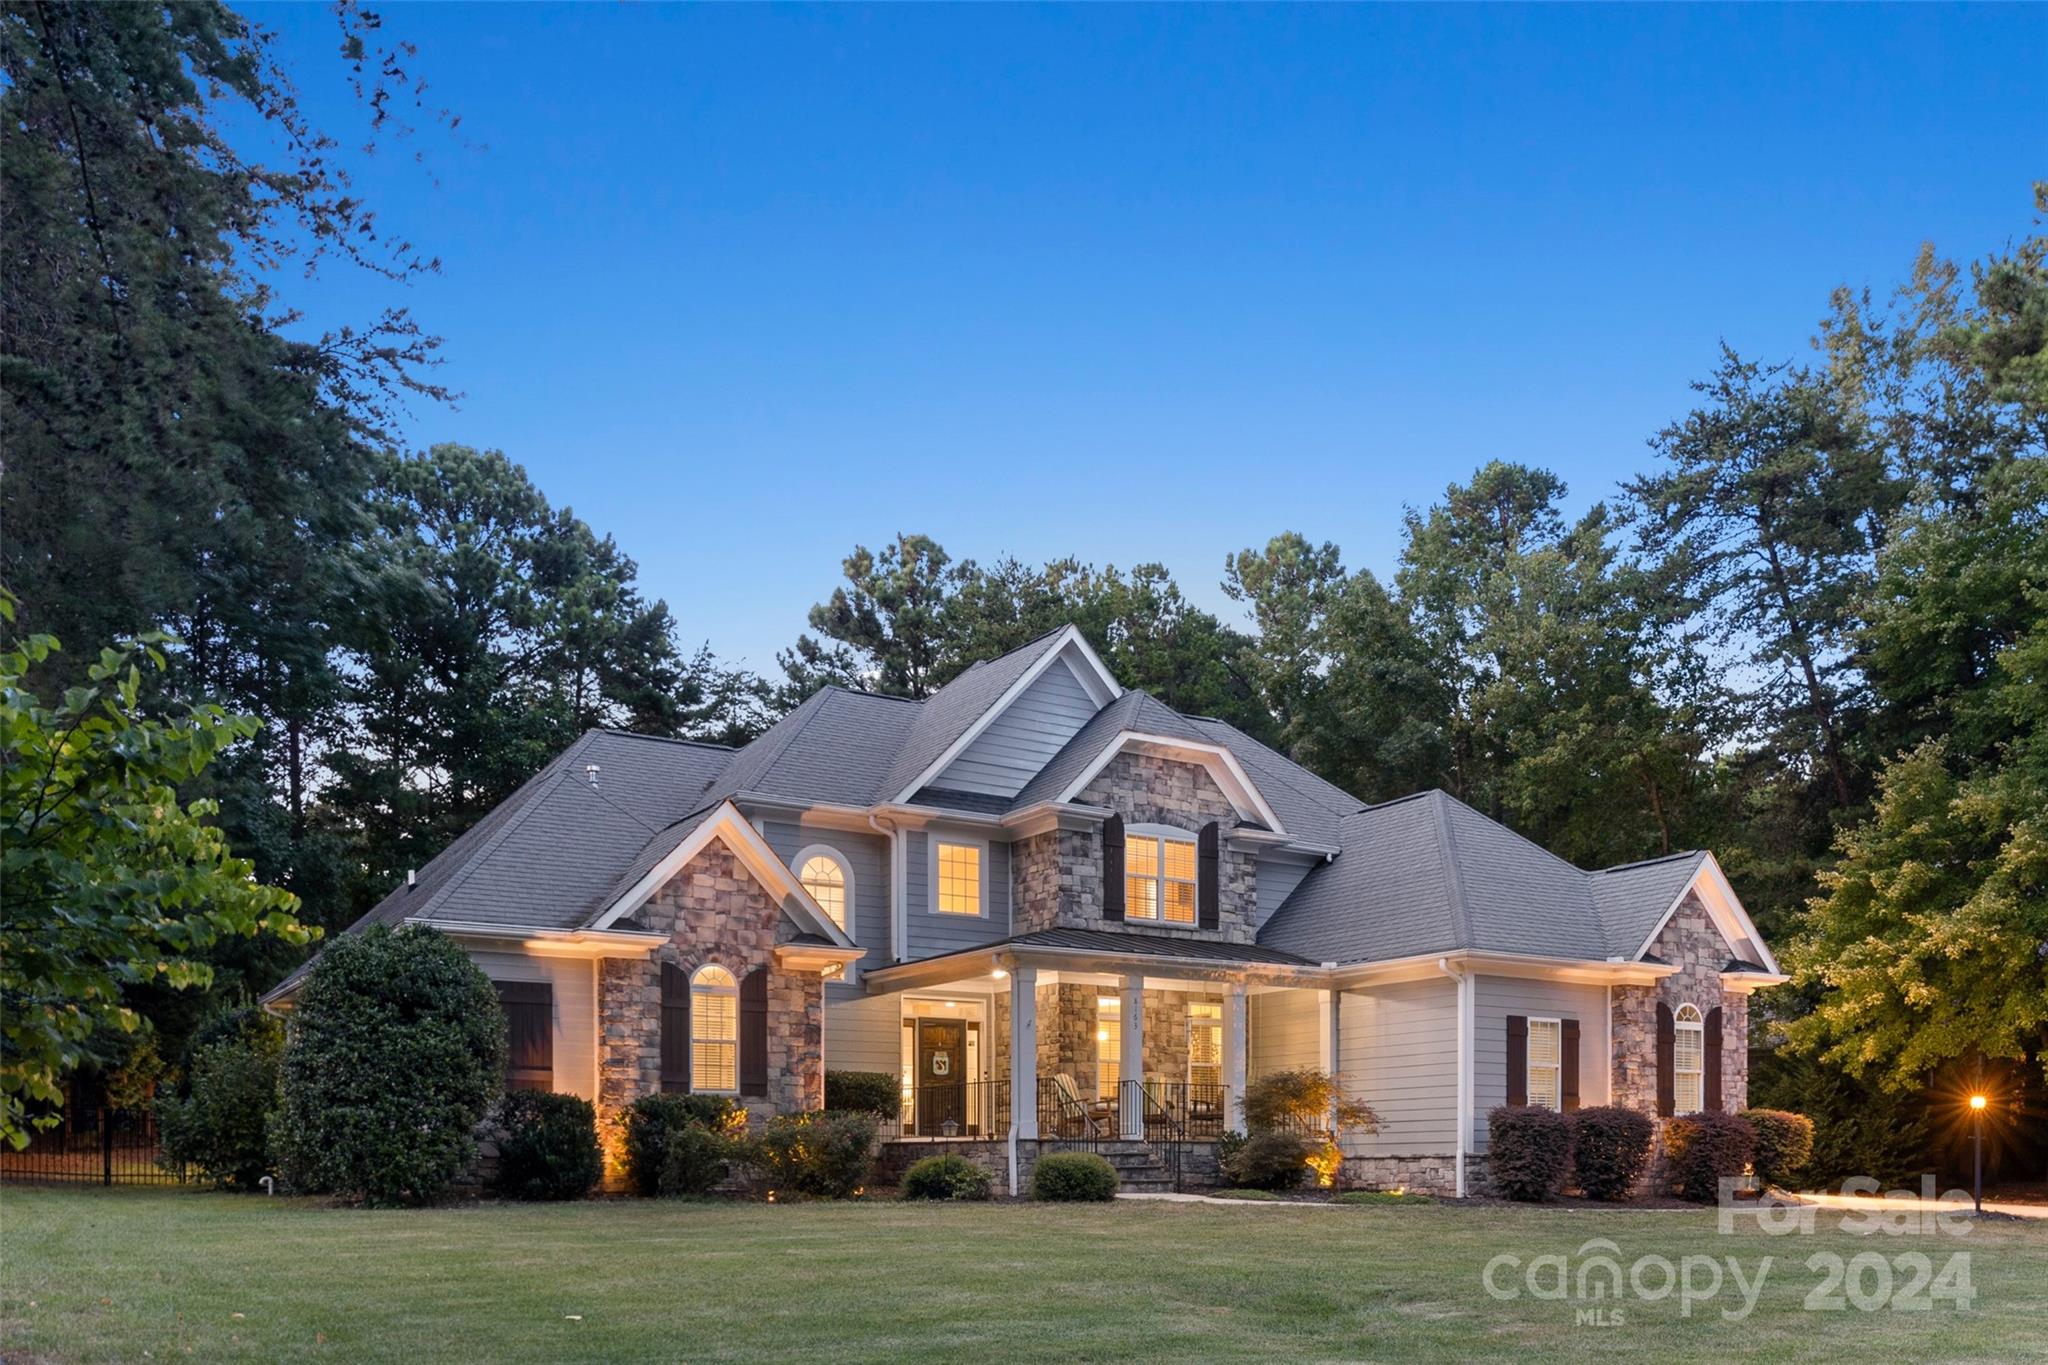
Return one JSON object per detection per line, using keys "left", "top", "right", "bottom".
{"left": 991, "top": 968, "right": 1008, "bottom": 979}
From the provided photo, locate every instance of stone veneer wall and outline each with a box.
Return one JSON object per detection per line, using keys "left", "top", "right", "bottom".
{"left": 1015, "top": 985, "right": 1219, "bottom": 1096}
{"left": 1011, "top": 752, "right": 1259, "bottom": 944}
{"left": 596, "top": 838, "right": 824, "bottom": 1179}
{"left": 1344, "top": 1154, "right": 1490, "bottom": 1199}
{"left": 1610, "top": 891, "right": 1750, "bottom": 1116}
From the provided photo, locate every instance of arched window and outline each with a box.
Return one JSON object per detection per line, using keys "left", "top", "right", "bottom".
{"left": 1673, "top": 1003, "right": 1704, "bottom": 1114}
{"left": 794, "top": 845, "right": 854, "bottom": 937}
{"left": 691, "top": 964, "right": 738, "bottom": 1094}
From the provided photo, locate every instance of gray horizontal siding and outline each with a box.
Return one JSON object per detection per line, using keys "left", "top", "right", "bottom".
{"left": 1254, "top": 853, "right": 1319, "bottom": 931}
{"left": 905, "top": 828, "right": 1013, "bottom": 959}
{"left": 932, "top": 658, "right": 1099, "bottom": 798}
{"left": 1250, "top": 988, "right": 1322, "bottom": 1077}
{"left": 825, "top": 989, "right": 901, "bottom": 1074}
{"left": 758, "top": 818, "right": 891, "bottom": 980}
{"left": 1338, "top": 977, "right": 1459, "bottom": 1156}
{"left": 1471, "top": 975, "right": 1609, "bottom": 1152}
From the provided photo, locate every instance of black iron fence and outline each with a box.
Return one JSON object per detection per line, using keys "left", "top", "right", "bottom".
{"left": 884, "top": 1079, "right": 1012, "bottom": 1140}
{"left": 0, "top": 1108, "right": 185, "bottom": 1187}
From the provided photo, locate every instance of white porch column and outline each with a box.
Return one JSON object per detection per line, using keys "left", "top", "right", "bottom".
{"left": 1119, "top": 973, "right": 1145, "bottom": 1139}
{"left": 1317, "top": 988, "right": 1338, "bottom": 1130}
{"left": 1223, "top": 983, "right": 1248, "bottom": 1130}
{"left": 1010, "top": 966, "right": 1038, "bottom": 1140}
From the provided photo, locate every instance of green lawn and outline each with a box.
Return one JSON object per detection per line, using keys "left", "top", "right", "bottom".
{"left": 3, "top": 1188, "right": 2045, "bottom": 1362}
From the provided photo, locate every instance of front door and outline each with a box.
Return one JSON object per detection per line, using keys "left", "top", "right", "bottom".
{"left": 915, "top": 1019, "right": 966, "bottom": 1136}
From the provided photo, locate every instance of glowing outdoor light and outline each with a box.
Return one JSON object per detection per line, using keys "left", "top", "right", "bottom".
{"left": 1967, "top": 1094, "right": 1989, "bottom": 1214}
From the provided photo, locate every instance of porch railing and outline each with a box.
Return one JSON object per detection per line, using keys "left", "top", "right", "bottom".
{"left": 886, "top": 1079, "right": 1011, "bottom": 1140}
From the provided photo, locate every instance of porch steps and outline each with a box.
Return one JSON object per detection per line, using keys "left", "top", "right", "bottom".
{"left": 1053, "top": 1140, "right": 1178, "bottom": 1193}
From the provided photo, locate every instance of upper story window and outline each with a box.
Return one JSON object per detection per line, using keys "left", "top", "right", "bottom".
{"left": 795, "top": 845, "right": 853, "bottom": 936}
{"left": 1526, "top": 1017, "right": 1562, "bottom": 1111}
{"left": 933, "top": 840, "right": 984, "bottom": 916}
{"left": 1673, "top": 1003, "right": 1704, "bottom": 1113}
{"left": 1126, "top": 827, "right": 1197, "bottom": 924}
{"left": 691, "top": 964, "right": 738, "bottom": 1093}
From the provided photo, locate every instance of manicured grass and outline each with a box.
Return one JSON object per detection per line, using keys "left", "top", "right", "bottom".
{"left": 4, "top": 1187, "right": 2046, "bottom": 1362}
{"left": 1334, "top": 1189, "right": 1436, "bottom": 1206}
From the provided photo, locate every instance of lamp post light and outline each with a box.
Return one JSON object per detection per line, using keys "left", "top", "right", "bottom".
{"left": 1968, "top": 1094, "right": 1987, "bottom": 1214}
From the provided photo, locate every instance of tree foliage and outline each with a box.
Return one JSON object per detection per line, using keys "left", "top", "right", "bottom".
{"left": 0, "top": 598, "right": 310, "bottom": 1148}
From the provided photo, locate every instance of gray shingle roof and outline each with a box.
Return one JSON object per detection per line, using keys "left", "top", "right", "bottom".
{"left": 1257, "top": 790, "right": 1711, "bottom": 966}
{"left": 879, "top": 629, "right": 1072, "bottom": 800}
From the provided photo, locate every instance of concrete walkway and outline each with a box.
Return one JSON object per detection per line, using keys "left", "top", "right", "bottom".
{"left": 1120, "top": 1190, "right": 2048, "bottom": 1219}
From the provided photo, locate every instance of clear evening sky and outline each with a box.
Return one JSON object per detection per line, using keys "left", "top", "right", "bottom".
{"left": 249, "top": 3, "right": 2045, "bottom": 672}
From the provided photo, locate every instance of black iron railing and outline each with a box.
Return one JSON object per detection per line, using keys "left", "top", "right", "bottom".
{"left": 0, "top": 1109, "right": 185, "bottom": 1187}
{"left": 1129, "top": 1080, "right": 1231, "bottom": 1189}
{"left": 1037, "top": 1075, "right": 1118, "bottom": 1149}
{"left": 887, "top": 1079, "right": 1011, "bottom": 1139}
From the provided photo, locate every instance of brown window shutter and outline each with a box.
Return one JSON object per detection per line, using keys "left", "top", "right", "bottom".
{"left": 495, "top": 981, "right": 554, "bottom": 1092}
{"left": 1655, "top": 1001, "right": 1676, "bottom": 1117}
{"left": 1197, "top": 822, "right": 1220, "bottom": 930}
{"left": 739, "top": 966, "right": 769, "bottom": 1098}
{"left": 1505, "top": 1014, "right": 1528, "bottom": 1106}
{"left": 1561, "top": 1018, "right": 1581, "bottom": 1112}
{"left": 1101, "top": 813, "right": 1125, "bottom": 921}
{"left": 1703, "top": 1005, "right": 1724, "bottom": 1112}
{"left": 660, "top": 963, "right": 690, "bottom": 1093}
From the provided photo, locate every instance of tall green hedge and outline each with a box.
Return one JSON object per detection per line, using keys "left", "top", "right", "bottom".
{"left": 274, "top": 925, "right": 506, "bottom": 1205}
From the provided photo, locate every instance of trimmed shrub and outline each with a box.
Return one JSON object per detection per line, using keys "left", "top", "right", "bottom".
{"left": 1740, "top": 1109, "right": 1815, "bottom": 1189}
{"left": 493, "top": 1091, "right": 602, "bottom": 1201}
{"left": 1220, "top": 1130, "right": 1313, "bottom": 1191}
{"left": 900, "top": 1153, "right": 994, "bottom": 1201}
{"left": 748, "top": 1110, "right": 877, "bottom": 1198}
{"left": 1664, "top": 1111, "right": 1756, "bottom": 1202}
{"left": 1569, "top": 1105, "right": 1655, "bottom": 1201}
{"left": 622, "top": 1093, "right": 744, "bottom": 1197}
{"left": 658, "top": 1122, "right": 737, "bottom": 1196}
{"left": 1487, "top": 1105, "right": 1573, "bottom": 1201}
{"left": 1030, "top": 1151, "right": 1119, "bottom": 1202}
{"left": 157, "top": 1011, "right": 284, "bottom": 1189}
{"left": 274, "top": 925, "right": 506, "bottom": 1205}
{"left": 824, "top": 1070, "right": 899, "bottom": 1118}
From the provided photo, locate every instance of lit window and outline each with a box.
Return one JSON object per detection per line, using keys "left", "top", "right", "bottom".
{"left": 1674, "top": 1003, "right": 1704, "bottom": 1113}
{"left": 691, "top": 964, "right": 738, "bottom": 1093}
{"left": 1188, "top": 1001, "right": 1222, "bottom": 1089}
{"left": 935, "top": 841, "right": 982, "bottom": 916}
{"left": 1126, "top": 832, "right": 1196, "bottom": 924}
{"left": 1096, "top": 996, "right": 1121, "bottom": 1100}
{"left": 798, "top": 851, "right": 849, "bottom": 934}
{"left": 1527, "top": 1018, "right": 1561, "bottom": 1111}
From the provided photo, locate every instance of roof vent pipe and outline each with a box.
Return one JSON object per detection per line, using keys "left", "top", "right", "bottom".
{"left": 586, "top": 763, "right": 601, "bottom": 790}
{"left": 406, "top": 869, "right": 417, "bottom": 890}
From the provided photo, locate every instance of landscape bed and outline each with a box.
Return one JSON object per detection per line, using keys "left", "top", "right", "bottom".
{"left": 4, "top": 1188, "right": 2046, "bottom": 1362}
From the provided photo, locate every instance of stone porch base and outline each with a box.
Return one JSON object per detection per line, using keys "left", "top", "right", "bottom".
{"left": 1343, "top": 1153, "right": 1490, "bottom": 1198}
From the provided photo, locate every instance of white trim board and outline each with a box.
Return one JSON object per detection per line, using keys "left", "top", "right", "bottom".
{"left": 1632, "top": 852, "right": 1781, "bottom": 975}
{"left": 1050, "top": 731, "right": 1288, "bottom": 835}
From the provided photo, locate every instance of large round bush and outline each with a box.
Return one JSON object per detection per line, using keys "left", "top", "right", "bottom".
{"left": 1664, "top": 1111, "right": 1756, "bottom": 1202}
{"left": 658, "top": 1121, "right": 738, "bottom": 1196}
{"left": 1487, "top": 1105, "right": 1572, "bottom": 1201}
{"left": 1739, "top": 1109, "right": 1814, "bottom": 1189}
{"left": 1568, "top": 1105, "right": 1655, "bottom": 1201}
{"left": 493, "top": 1091, "right": 601, "bottom": 1201}
{"left": 1031, "top": 1151, "right": 1119, "bottom": 1201}
{"left": 157, "top": 1009, "right": 284, "bottom": 1189}
{"left": 623, "top": 1093, "right": 743, "bottom": 1196}
{"left": 274, "top": 925, "right": 506, "bottom": 1205}
{"left": 900, "top": 1153, "right": 993, "bottom": 1201}
{"left": 749, "top": 1111, "right": 877, "bottom": 1198}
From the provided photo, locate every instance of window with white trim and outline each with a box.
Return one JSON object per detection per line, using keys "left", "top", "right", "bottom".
{"left": 691, "top": 964, "right": 738, "bottom": 1093}
{"left": 1526, "top": 1017, "right": 1561, "bottom": 1111}
{"left": 1188, "top": 1001, "right": 1222, "bottom": 1089}
{"left": 796, "top": 847, "right": 852, "bottom": 935}
{"left": 934, "top": 841, "right": 983, "bottom": 916}
{"left": 1125, "top": 829, "right": 1197, "bottom": 924}
{"left": 1673, "top": 1003, "right": 1704, "bottom": 1114}
{"left": 1096, "top": 996, "right": 1121, "bottom": 1100}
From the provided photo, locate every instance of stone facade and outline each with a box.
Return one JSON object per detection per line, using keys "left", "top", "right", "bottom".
{"left": 595, "top": 836, "right": 826, "bottom": 1178}
{"left": 1012, "top": 752, "right": 1258, "bottom": 945}
{"left": 1018, "top": 985, "right": 1221, "bottom": 1097}
{"left": 1344, "top": 1153, "right": 1490, "bottom": 1199}
{"left": 1610, "top": 891, "right": 1749, "bottom": 1116}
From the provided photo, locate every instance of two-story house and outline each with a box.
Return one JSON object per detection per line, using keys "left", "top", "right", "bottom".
{"left": 266, "top": 625, "right": 1784, "bottom": 1195}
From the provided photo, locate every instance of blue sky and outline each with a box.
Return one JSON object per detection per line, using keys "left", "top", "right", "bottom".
{"left": 249, "top": 4, "right": 2044, "bottom": 672}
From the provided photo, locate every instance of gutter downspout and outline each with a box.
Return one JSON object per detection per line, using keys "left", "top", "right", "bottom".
{"left": 868, "top": 814, "right": 903, "bottom": 963}
{"left": 1439, "top": 957, "right": 1471, "bottom": 1199}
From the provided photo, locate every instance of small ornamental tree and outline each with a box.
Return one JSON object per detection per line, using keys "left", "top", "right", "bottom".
{"left": 275, "top": 925, "right": 505, "bottom": 1205}
{"left": 0, "top": 601, "right": 312, "bottom": 1149}
{"left": 1241, "top": 1069, "right": 1379, "bottom": 1138}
